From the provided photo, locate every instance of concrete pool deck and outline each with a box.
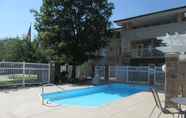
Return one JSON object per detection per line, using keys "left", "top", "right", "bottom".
{"left": 0, "top": 85, "right": 173, "bottom": 118}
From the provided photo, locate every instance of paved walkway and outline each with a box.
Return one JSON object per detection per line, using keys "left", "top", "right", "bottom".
{"left": 0, "top": 85, "right": 171, "bottom": 118}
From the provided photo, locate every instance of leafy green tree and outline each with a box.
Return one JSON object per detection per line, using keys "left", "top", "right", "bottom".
{"left": 0, "top": 37, "right": 25, "bottom": 61}
{"left": 32, "top": 0, "right": 114, "bottom": 80}
{"left": 0, "top": 37, "right": 49, "bottom": 63}
{"left": 20, "top": 37, "right": 51, "bottom": 63}
{"left": 31, "top": 39, "right": 51, "bottom": 63}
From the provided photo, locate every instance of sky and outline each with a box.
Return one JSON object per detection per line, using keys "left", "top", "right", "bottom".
{"left": 0, "top": 0, "right": 186, "bottom": 39}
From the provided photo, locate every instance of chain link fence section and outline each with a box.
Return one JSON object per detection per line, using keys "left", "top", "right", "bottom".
{"left": 95, "top": 65, "right": 165, "bottom": 86}
{"left": 110, "top": 66, "right": 165, "bottom": 85}
{"left": 109, "top": 66, "right": 150, "bottom": 83}
{"left": 153, "top": 66, "right": 165, "bottom": 88}
{"left": 0, "top": 62, "right": 50, "bottom": 87}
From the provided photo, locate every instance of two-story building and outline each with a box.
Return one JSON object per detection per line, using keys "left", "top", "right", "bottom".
{"left": 98, "top": 6, "right": 186, "bottom": 66}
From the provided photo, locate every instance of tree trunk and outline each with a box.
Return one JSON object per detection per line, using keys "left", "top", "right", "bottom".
{"left": 71, "top": 65, "right": 77, "bottom": 81}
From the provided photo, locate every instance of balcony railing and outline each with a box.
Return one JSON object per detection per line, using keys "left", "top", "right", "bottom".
{"left": 130, "top": 48, "right": 165, "bottom": 58}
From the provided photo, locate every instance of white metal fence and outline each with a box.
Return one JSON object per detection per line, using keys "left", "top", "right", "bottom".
{"left": 95, "top": 65, "right": 165, "bottom": 85}
{"left": 0, "top": 62, "right": 50, "bottom": 87}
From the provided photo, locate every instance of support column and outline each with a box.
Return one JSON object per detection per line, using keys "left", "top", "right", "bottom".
{"left": 165, "top": 53, "right": 179, "bottom": 108}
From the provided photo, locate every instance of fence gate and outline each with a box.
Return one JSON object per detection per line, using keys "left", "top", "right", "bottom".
{"left": 95, "top": 66, "right": 105, "bottom": 80}
{"left": 0, "top": 62, "right": 50, "bottom": 87}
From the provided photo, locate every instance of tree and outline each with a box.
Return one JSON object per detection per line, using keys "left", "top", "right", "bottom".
{"left": 0, "top": 37, "right": 25, "bottom": 61}
{"left": 32, "top": 0, "right": 114, "bottom": 80}
{"left": 21, "top": 37, "right": 50, "bottom": 63}
{"left": 0, "top": 37, "right": 49, "bottom": 63}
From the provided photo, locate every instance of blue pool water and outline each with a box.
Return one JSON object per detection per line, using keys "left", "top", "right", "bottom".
{"left": 42, "top": 84, "right": 149, "bottom": 107}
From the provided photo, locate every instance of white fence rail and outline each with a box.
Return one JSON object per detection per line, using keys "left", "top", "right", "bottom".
{"left": 95, "top": 65, "right": 165, "bottom": 85}
{"left": 0, "top": 62, "right": 50, "bottom": 87}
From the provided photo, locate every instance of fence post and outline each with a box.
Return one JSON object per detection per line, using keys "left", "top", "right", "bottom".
{"left": 108, "top": 66, "right": 110, "bottom": 80}
{"left": 105, "top": 65, "right": 109, "bottom": 81}
{"left": 148, "top": 66, "right": 150, "bottom": 84}
{"left": 126, "top": 66, "right": 128, "bottom": 83}
{"left": 22, "top": 62, "right": 25, "bottom": 87}
{"left": 48, "top": 63, "right": 51, "bottom": 83}
{"left": 154, "top": 66, "right": 156, "bottom": 85}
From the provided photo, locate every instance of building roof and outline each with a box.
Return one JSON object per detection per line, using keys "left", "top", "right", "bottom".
{"left": 114, "top": 6, "right": 186, "bottom": 27}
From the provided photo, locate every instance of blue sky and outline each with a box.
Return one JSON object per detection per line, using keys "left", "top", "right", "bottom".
{"left": 0, "top": 0, "right": 186, "bottom": 39}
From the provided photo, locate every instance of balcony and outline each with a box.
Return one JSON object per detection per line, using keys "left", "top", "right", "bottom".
{"left": 130, "top": 48, "right": 165, "bottom": 58}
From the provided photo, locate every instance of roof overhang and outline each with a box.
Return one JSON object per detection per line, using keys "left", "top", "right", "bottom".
{"left": 114, "top": 6, "right": 186, "bottom": 28}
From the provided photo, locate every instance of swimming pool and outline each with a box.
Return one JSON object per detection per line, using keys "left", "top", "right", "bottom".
{"left": 42, "top": 84, "right": 149, "bottom": 107}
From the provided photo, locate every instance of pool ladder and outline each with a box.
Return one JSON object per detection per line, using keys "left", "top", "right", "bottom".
{"left": 41, "top": 83, "right": 65, "bottom": 105}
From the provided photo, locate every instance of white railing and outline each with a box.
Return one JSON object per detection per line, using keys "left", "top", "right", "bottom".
{"left": 0, "top": 62, "right": 51, "bottom": 87}
{"left": 41, "top": 83, "right": 65, "bottom": 105}
{"left": 131, "top": 48, "right": 164, "bottom": 58}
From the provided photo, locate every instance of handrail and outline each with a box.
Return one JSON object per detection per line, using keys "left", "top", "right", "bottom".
{"left": 41, "top": 83, "right": 65, "bottom": 105}
{"left": 130, "top": 48, "right": 164, "bottom": 58}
